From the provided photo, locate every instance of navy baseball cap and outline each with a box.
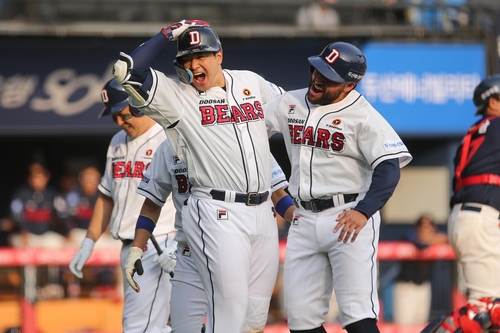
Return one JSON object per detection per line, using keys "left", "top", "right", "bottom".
{"left": 473, "top": 74, "right": 500, "bottom": 115}
{"left": 98, "top": 79, "right": 130, "bottom": 118}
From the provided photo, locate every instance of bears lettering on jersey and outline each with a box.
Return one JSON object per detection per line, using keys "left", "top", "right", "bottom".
{"left": 113, "top": 161, "right": 150, "bottom": 178}
{"left": 199, "top": 101, "right": 264, "bottom": 125}
{"left": 288, "top": 124, "right": 345, "bottom": 152}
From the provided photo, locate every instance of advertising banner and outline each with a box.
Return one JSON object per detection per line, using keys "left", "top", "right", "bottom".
{"left": 359, "top": 42, "right": 486, "bottom": 137}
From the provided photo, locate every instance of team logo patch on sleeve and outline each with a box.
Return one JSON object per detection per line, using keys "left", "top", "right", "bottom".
{"left": 141, "top": 175, "right": 150, "bottom": 184}
{"left": 217, "top": 209, "right": 228, "bottom": 220}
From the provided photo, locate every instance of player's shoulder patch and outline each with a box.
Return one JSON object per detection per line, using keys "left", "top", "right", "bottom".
{"left": 382, "top": 140, "right": 406, "bottom": 151}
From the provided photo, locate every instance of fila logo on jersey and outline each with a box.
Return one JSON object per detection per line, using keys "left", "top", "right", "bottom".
{"left": 173, "top": 155, "right": 182, "bottom": 165}
{"left": 292, "top": 215, "right": 300, "bottom": 225}
{"left": 289, "top": 123, "right": 346, "bottom": 152}
{"left": 289, "top": 105, "right": 296, "bottom": 114}
{"left": 182, "top": 245, "right": 191, "bottom": 257}
{"left": 199, "top": 101, "right": 264, "bottom": 126}
{"left": 217, "top": 209, "right": 228, "bottom": 220}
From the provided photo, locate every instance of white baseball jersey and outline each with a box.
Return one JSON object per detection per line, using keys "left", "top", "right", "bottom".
{"left": 99, "top": 123, "right": 177, "bottom": 333}
{"left": 264, "top": 88, "right": 412, "bottom": 329}
{"left": 265, "top": 88, "right": 412, "bottom": 200}
{"left": 98, "top": 123, "right": 176, "bottom": 240}
{"left": 130, "top": 68, "right": 284, "bottom": 193}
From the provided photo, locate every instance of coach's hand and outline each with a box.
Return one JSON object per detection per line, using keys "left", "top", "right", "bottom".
{"left": 69, "top": 238, "right": 95, "bottom": 278}
{"left": 124, "top": 246, "right": 144, "bottom": 293}
{"left": 334, "top": 209, "right": 368, "bottom": 243}
{"left": 161, "top": 19, "right": 210, "bottom": 42}
{"left": 153, "top": 246, "right": 177, "bottom": 274}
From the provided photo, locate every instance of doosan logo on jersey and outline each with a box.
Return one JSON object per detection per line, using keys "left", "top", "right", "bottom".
{"left": 287, "top": 118, "right": 305, "bottom": 124}
{"left": 199, "top": 99, "right": 226, "bottom": 105}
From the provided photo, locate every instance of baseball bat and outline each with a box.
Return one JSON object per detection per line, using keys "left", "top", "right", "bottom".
{"left": 150, "top": 235, "right": 174, "bottom": 278}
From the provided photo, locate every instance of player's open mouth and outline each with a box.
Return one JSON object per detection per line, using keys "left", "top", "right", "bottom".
{"left": 193, "top": 72, "right": 206, "bottom": 84}
{"left": 311, "top": 82, "right": 324, "bottom": 94}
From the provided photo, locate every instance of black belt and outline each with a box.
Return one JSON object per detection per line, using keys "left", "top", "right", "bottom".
{"left": 209, "top": 190, "right": 269, "bottom": 206}
{"left": 121, "top": 239, "right": 133, "bottom": 246}
{"left": 298, "top": 194, "right": 358, "bottom": 212}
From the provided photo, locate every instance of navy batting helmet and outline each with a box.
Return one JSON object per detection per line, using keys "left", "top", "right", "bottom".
{"left": 473, "top": 74, "right": 500, "bottom": 115}
{"left": 176, "top": 26, "right": 222, "bottom": 59}
{"left": 99, "top": 79, "right": 143, "bottom": 118}
{"left": 308, "top": 42, "right": 367, "bottom": 84}
{"left": 173, "top": 26, "right": 222, "bottom": 84}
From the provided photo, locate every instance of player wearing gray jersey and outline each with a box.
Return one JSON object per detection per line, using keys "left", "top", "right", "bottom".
{"left": 265, "top": 42, "right": 412, "bottom": 333}
{"left": 125, "top": 144, "right": 294, "bottom": 333}
{"left": 69, "top": 79, "right": 176, "bottom": 333}
{"left": 113, "top": 20, "right": 287, "bottom": 333}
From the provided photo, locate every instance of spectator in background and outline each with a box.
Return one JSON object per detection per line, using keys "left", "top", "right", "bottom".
{"left": 296, "top": 0, "right": 341, "bottom": 33}
{"left": 392, "top": 214, "right": 448, "bottom": 325}
{"left": 9, "top": 161, "right": 67, "bottom": 299}
{"left": 9, "top": 162, "right": 66, "bottom": 249}
{"left": 64, "top": 166, "right": 120, "bottom": 299}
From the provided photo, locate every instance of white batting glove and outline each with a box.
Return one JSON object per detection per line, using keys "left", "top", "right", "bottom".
{"left": 124, "top": 247, "right": 144, "bottom": 293}
{"left": 153, "top": 246, "right": 177, "bottom": 273}
{"left": 69, "top": 238, "right": 95, "bottom": 278}
{"left": 160, "top": 19, "right": 210, "bottom": 42}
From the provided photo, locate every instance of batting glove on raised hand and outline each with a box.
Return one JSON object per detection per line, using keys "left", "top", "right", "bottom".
{"left": 124, "top": 246, "right": 144, "bottom": 293}
{"left": 161, "top": 19, "right": 210, "bottom": 42}
{"left": 69, "top": 238, "right": 95, "bottom": 278}
{"left": 153, "top": 246, "right": 177, "bottom": 274}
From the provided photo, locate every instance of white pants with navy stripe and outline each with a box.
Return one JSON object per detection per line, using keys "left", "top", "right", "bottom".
{"left": 284, "top": 202, "right": 380, "bottom": 330}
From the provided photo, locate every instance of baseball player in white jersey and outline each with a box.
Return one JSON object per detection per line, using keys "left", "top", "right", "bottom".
{"left": 125, "top": 141, "right": 294, "bottom": 333}
{"left": 112, "top": 20, "right": 288, "bottom": 333}
{"left": 69, "top": 79, "right": 177, "bottom": 333}
{"left": 265, "top": 42, "right": 412, "bottom": 333}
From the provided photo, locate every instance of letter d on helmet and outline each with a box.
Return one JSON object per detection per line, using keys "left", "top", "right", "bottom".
{"left": 99, "top": 79, "right": 144, "bottom": 118}
{"left": 308, "top": 42, "right": 367, "bottom": 84}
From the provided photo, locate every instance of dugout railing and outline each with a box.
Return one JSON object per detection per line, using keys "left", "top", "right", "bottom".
{"left": 0, "top": 241, "right": 460, "bottom": 333}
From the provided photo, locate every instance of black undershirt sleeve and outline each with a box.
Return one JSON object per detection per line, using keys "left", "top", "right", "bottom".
{"left": 353, "top": 158, "right": 400, "bottom": 219}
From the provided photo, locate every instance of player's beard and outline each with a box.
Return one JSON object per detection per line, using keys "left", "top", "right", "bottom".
{"left": 307, "top": 79, "right": 343, "bottom": 106}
